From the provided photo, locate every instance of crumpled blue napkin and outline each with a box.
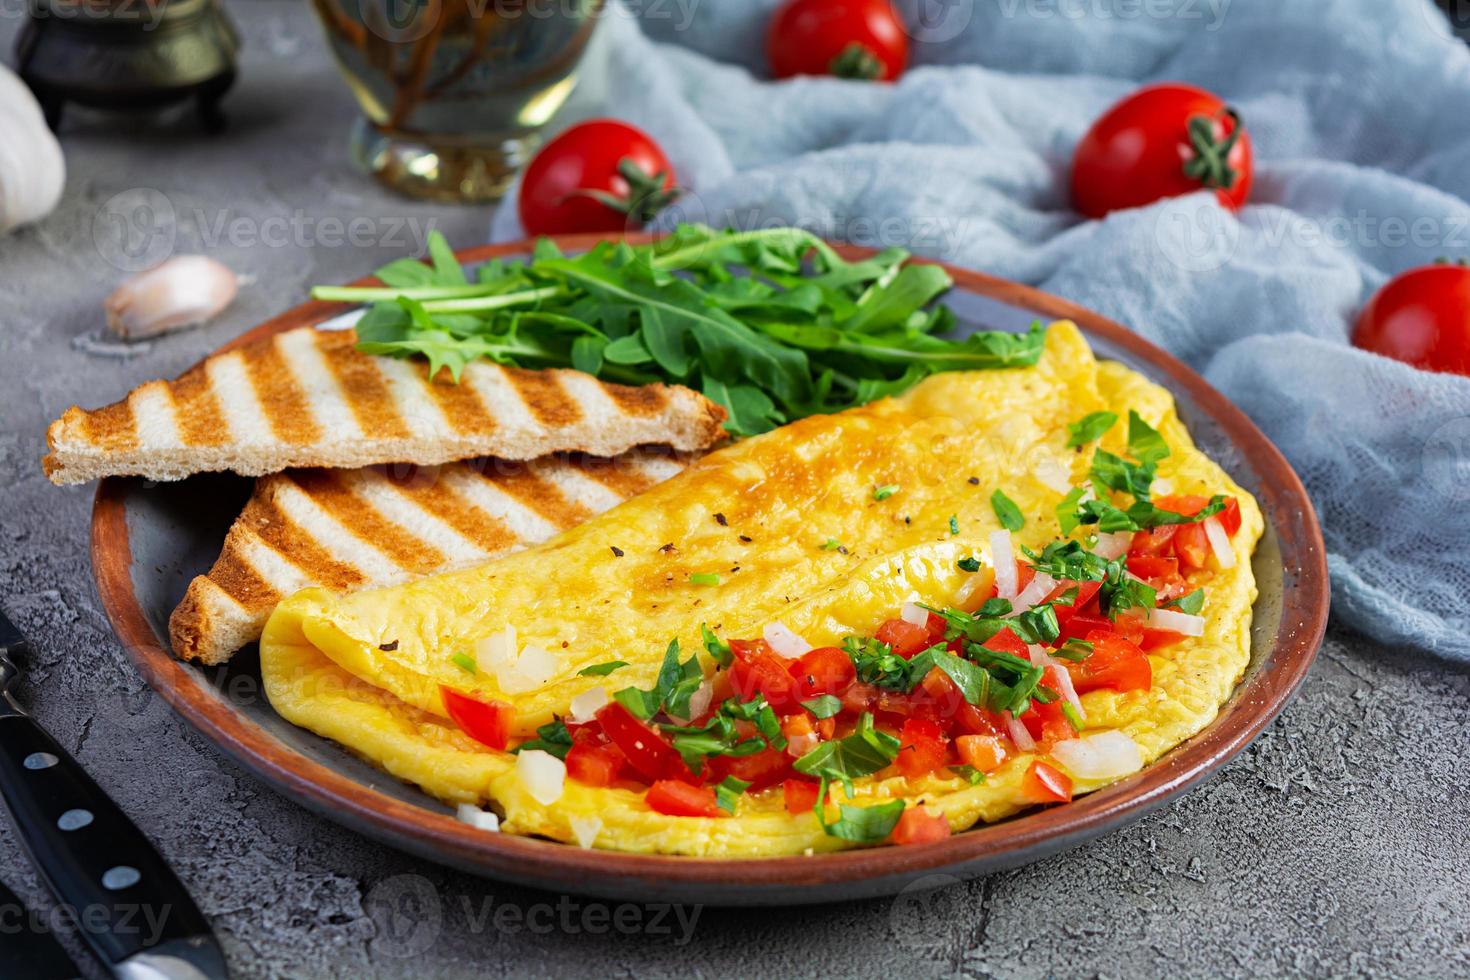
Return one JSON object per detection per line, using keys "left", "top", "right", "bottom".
{"left": 491, "top": 0, "right": 1470, "bottom": 662}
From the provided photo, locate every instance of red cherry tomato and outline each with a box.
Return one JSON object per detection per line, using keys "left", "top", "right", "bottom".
{"left": 895, "top": 718, "right": 948, "bottom": 780}
{"left": 439, "top": 686, "right": 514, "bottom": 750}
{"left": 1071, "top": 83, "right": 1252, "bottom": 218}
{"left": 783, "top": 778, "right": 823, "bottom": 814}
{"left": 889, "top": 805, "right": 952, "bottom": 845}
{"left": 517, "top": 119, "right": 679, "bottom": 237}
{"left": 874, "top": 618, "right": 933, "bottom": 658}
{"left": 1353, "top": 263, "right": 1470, "bottom": 377}
{"left": 1069, "top": 631, "right": 1152, "bottom": 695}
{"left": 594, "top": 702, "right": 685, "bottom": 782}
{"left": 1021, "top": 761, "right": 1074, "bottom": 804}
{"left": 790, "top": 646, "right": 857, "bottom": 698}
{"left": 767, "top": 0, "right": 909, "bottom": 82}
{"left": 645, "top": 780, "right": 724, "bottom": 818}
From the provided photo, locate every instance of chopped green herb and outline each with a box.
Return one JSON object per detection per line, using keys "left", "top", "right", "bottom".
{"left": 511, "top": 718, "right": 573, "bottom": 760}
{"left": 990, "top": 489, "right": 1025, "bottom": 532}
{"left": 576, "top": 660, "right": 629, "bottom": 677}
{"left": 714, "top": 776, "right": 751, "bottom": 815}
{"left": 1067, "top": 411, "right": 1119, "bottom": 447}
{"left": 612, "top": 638, "right": 704, "bottom": 720}
{"left": 1060, "top": 702, "right": 1086, "bottom": 732}
{"left": 815, "top": 792, "right": 906, "bottom": 842}
{"left": 800, "top": 695, "right": 844, "bottom": 719}
{"left": 700, "top": 623, "right": 732, "bottom": 668}
{"left": 928, "top": 647, "right": 991, "bottom": 707}
{"left": 793, "top": 713, "right": 901, "bottom": 796}
{"left": 1127, "top": 410, "right": 1171, "bottom": 466}
{"left": 689, "top": 572, "right": 721, "bottom": 586}
{"left": 450, "top": 652, "right": 477, "bottom": 675}
{"left": 1053, "top": 638, "right": 1095, "bottom": 662}
{"left": 949, "top": 514, "right": 960, "bottom": 535}
{"left": 957, "top": 556, "right": 982, "bottom": 573}
{"left": 872, "top": 484, "right": 900, "bottom": 501}
{"left": 821, "top": 538, "right": 845, "bottom": 551}
{"left": 949, "top": 765, "right": 987, "bottom": 786}
{"left": 1166, "top": 589, "right": 1206, "bottom": 615}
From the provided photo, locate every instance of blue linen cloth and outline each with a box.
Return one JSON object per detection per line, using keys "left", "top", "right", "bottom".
{"left": 490, "top": 0, "right": 1470, "bottom": 662}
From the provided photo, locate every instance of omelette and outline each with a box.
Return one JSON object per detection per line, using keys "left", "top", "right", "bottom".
{"left": 260, "top": 322, "right": 1262, "bottom": 856}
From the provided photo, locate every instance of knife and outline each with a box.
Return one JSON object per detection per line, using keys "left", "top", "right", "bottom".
{"left": 0, "top": 610, "right": 228, "bottom": 980}
{"left": 0, "top": 875, "right": 83, "bottom": 979}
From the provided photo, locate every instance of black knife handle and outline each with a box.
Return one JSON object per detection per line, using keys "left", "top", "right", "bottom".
{"left": 0, "top": 712, "right": 212, "bottom": 968}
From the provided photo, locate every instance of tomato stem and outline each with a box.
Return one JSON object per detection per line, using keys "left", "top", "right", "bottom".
{"left": 571, "top": 157, "right": 681, "bottom": 226}
{"left": 830, "top": 42, "right": 883, "bottom": 80}
{"left": 1181, "top": 107, "right": 1243, "bottom": 191}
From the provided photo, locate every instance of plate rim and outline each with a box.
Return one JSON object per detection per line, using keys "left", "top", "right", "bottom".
{"left": 89, "top": 234, "right": 1329, "bottom": 901}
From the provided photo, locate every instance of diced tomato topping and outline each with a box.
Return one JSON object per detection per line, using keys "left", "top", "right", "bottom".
{"left": 1015, "top": 562, "right": 1036, "bottom": 594}
{"left": 896, "top": 718, "right": 948, "bottom": 780}
{"left": 594, "top": 702, "right": 686, "bottom": 782}
{"left": 1069, "top": 630, "right": 1152, "bottom": 694}
{"left": 706, "top": 746, "right": 793, "bottom": 790}
{"left": 874, "top": 618, "right": 933, "bottom": 658}
{"left": 982, "top": 627, "right": 1030, "bottom": 660}
{"left": 1173, "top": 522, "right": 1211, "bottom": 572}
{"left": 729, "top": 638, "right": 801, "bottom": 712}
{"left": 1154, "top": 494, "right": 1210, "bottom": 516}
{"left": 955, "top": 733, "right": 1008, "bottom": 773}
{"left": 1042, "top": 579, "right": 1103, "bottom": 631}
{"left": 1127, "top": 555, "right": 1178, "bottom": 581}
{"left": 1217, "top": 497, "right": 1242, "bottom": 536}
{"left": 783, "top": 778, "right": 822, "bottom": 814}
{"left": 954, "top": 700, "right": 1005, "bottom": 737}
{"left": 565, "top": 739, "right": 624, "bottom": 787}
{"left": 840, "top": 681, "right": 879, "bottom": 717}
{"left": 645, "top": 780, "right": 724, "bottom": 818}
{"left": 439, "top": 686, "right": 514, "bottom": 750}
{"left": 916, "top": 668, "right": 966, "bottom": 723}
{"left": 1130, "top": 524, "right": 1178, "bottom": 557}
{"left": 790, "top": 645, "right": 856, "bottom": 698}
{"left": 889, "top": 805, "right": 952, "bottom": 845}
{"left": 1020, "top": 696, "right": 1076, "bottom": 749}
{"left": 1139, "top": 628, "right": 1187, "bottom": 652}
{"left": 1021, "top": 761, "right": 1073, "bottom": 804}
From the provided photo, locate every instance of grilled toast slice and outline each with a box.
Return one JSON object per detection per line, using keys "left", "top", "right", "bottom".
{"left": 169, "top": 449, "right": 691, "bottom": 665}
{"left": 43, "top": 326, "right": 727, "bottom": 485}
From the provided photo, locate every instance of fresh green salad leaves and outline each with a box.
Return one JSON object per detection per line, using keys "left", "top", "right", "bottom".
{"left": 315, "top": 225, "right": 1048, "bottom": 436}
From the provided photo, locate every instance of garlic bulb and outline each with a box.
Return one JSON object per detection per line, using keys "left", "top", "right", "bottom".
{"left": 0, "top": 65, "right": 64, "bottom": 235}
{"left": 105, "top": 255, "right": 239, "bottom": 340}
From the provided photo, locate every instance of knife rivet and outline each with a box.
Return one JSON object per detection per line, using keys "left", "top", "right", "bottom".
{"left": 23, "top": 753, "right": 58, "bottom": 770}
{"left": 58, "top": 809, "right": 93, "bottom": 831}
{"left": 102, "top": 866, "right": 140, "bottom": 891}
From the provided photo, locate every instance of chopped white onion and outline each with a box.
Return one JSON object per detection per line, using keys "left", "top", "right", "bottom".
{"left": 474, "top": 624, "right": 517, "bottom": 672}
{"left": 569, "top": 816, "right": 603, "bottom": 850}
{"left": 786, "top": 733, "right": 821, "bottom": 758}
{"left": 1026, "top": 644, "right": 1048, "bottom": 667}
{"left": 1093, "top": 531, "right": 1132, "bottom": 560}
{"left": 1147, "top": 607, "right": 1206, "bottom": 637}
{"left": 497, "top": 642, "right": 558, "bottom": 694}
{"left": 569, "top": 686, "right": 609, "bottom": 724}
{"left": 516, "top": 749, "right": 566, "bottom": 805}
{"left": 1009, "top": 571, "right": 1058, "bottom": 616}
{"left": 455, "top": 803, "right": 500, "bottom": 833}
{"left": 1050, "top": 730, "right": 1144, "bottom": 780}
{"left": 1032, "top": 456, "right": 1074, "bottom": 494}
{"left": 1005, "top": 712, "right": 1037, "bottom": 752}
{"left": 1049, "top": 659, "right": 1085, "bottom": 722}
{"left": 990, "top": 530, "right": 1017, "bottom": 598}
{"left": 680, "top": 680, "right": 714, "bottom": 722}
{"left": 763, "top": 621, "right": 813, "bottom": 659}
{"left": 1152, "top": 477, "right": 1174, "bottom": 495}
{"left": 1204, "top": 517, "right": 1236, "bottom": 569}
{"left": 900, "top": 601, "right": 929, "bottom": 627}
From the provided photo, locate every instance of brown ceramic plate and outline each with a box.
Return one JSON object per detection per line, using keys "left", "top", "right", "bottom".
{"left": 90, "top": 236, "right": 1328, "bottom": 905}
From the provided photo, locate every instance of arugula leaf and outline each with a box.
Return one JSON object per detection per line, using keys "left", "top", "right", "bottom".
{"left": 715, "top": 776, "right": 751, "bottom": 815}
{"left": 800, "top": 695, "right": 843, "bottom": 719}
{"left": 511, "top": 719, "right": 573, "bottom": 760}
{"left": 991, "top": 489, "right": 1025, "bottom": 532}
{"left": 1067, "top": 411, "right": 1118, "bottom": 448}
{"left": 577, "top": 661, "right": 628, "bottom": 677}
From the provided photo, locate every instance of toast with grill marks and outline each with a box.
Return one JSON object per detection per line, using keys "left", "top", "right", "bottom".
{"left": 169, "top": 449, "right": 691, "bottom": 664}
{"left": 42, "top": 327, "right": 727, "bottom": 485}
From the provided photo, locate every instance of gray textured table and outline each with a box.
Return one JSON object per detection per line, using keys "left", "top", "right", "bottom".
{"left": 2, "top": 5, "right": 1468, "bottom": 978}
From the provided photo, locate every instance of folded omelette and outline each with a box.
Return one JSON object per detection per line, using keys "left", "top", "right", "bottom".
{"left": 261, "top": 322, "right": 1262, "bottom": 856}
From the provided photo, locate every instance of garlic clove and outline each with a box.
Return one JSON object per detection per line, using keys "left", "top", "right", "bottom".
{"left": 105, "top": 255, "right": 239, "bottom": 340}
{"left": 0, "top": 65, "right": 65, "bottom": 236}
